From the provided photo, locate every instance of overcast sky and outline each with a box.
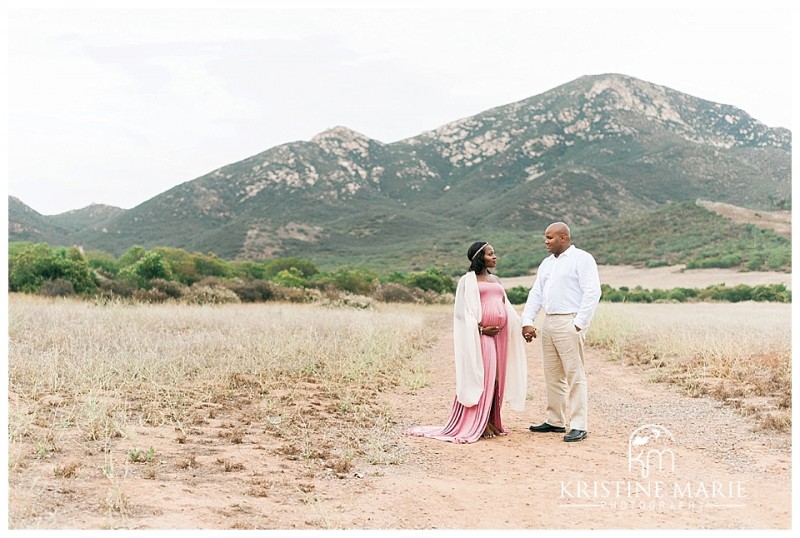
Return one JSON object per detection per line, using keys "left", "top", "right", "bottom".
{"left": 3, "top": 0, "right": 795, "bottom": 216}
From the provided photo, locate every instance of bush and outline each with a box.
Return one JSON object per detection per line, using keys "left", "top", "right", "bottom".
{"left": 133, "top": 287, "right": 171, "bottom": 303}
{"left": 602, "top": 289, "right": 626, "bottom": 302}
{"left": 118, "top": 246, "right": 148, "bottom": 267}
{"left": 598, "top": 283, "right": 790, "bottom": 304}
{"left": 8, "top": 243, "right": 97, "bottom": 294}
{"left": 373, "top": 282, "right": 421, "bottom": 303}
{"left": 666, "top": 288, "right": 687, "bottom": 302}
{"left": 271, "top": 286, "right": 321, "bottom": 303}
{"left": 766, "top": 251, "right": 790, "bottom": 270}
{"left": 506, "top": 285, "right": 529, "bottom": 305}
{"left": 403, "top": 268, "right": 455, "bottom": 294}
{"left": 319, "top": 291, "right": 374, "bottom": 309}
{"left": 751, "top": 284, "right": 791, "bottom": 302}
{"left": 262, "top": 257, "right": 319, "bottom": 279}
{"left": 227, "top": 279, "right": 277, "bottom": 302}
{"left": 182, "top": 284, "right": 242, "bottom": 305}
{"left": 40, "top": 278, "right": 75, "bottom": 297}
{"left": 86, "top": 250, "right": 119, "bottom": 275}
{"left": 418, "top": 290, "right": 454, "bottom": 305}
{"left": 191, "top": 252, "right": 234, "bottom": 279}
{"left": 272, "top": 268, "right": 307, "bottom": 288}
{"left": 119, "top": 251, "right": 173, "bottom": 287}
{"left": 312, "top": 268, "right": 379, "bottom": 296}
{"left": 231, "top": 260, "right": 268, "bottom": 280}
{"left": 150, "top": 278, "right": 187, "bottom": 299}
{"left": 95, "top": 275, "right": 137, "bottom": 298}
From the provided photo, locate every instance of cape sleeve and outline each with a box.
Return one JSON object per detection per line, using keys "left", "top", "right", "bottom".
{"left": 452, "top": 272, "right": 484, "bottom": 407}
{"left": 502, "top": 294, "right": 528, "bottom": 412}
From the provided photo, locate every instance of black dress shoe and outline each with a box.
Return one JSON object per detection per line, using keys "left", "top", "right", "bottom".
{"left": 529, "top": 422, "right": 566, "bottom": 433}
{"left": 564, "top": 429, "right": 587, "bottom": 442}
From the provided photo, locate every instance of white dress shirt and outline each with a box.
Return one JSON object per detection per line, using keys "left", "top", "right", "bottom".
{"left": 520, "top": 245, "right": 602, "bottom": 331}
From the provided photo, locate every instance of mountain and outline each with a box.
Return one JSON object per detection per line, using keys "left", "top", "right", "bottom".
{"left": 8, "top": 197, "right": 126, "bottom": 249}
{"left": 8, "top": 74, "right": 791, "bottom": 272}
{"left": 48, "top": 204, "right": 127, "bottom": 234}
{"left": 8, "top": 196, "right": 72, "bottom": 245}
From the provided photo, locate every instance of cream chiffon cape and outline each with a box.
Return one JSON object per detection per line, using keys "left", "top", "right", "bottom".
{"left": 452, "top": 271, "right": 527, "bottom": 412}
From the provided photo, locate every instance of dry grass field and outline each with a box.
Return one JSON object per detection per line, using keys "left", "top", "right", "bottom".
{"left": 588, "top": 301, "right": 791, "bottom": 429}
{"left": 6, "top": 296, "right": 444, "bottom": 529}
{"left": 4, "top": 266, "right": 793, "bottom": 530}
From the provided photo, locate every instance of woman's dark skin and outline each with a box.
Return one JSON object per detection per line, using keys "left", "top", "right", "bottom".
{"left": 472, "top": 243, "right": 504, "bottom": 438}
{"left": 475, "top": 244, "right": 503, "bottom": 338}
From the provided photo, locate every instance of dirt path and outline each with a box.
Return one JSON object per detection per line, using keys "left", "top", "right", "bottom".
{"left": 501, "top": 265, "right": 792, "bottom": 292}
{"left": 340, "top": 322, "right": 792, "bottom": 530}
{"left": 7, "top": 310, "right": 791, "bottom": 530}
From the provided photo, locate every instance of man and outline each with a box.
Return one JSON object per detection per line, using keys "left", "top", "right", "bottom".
{"left": 521, "top": 222, "right": 601, "bottom": 442}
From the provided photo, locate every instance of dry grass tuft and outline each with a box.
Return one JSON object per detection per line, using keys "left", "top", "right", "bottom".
{"left": 54, "top": 461, "right": 81, "bottom": 479}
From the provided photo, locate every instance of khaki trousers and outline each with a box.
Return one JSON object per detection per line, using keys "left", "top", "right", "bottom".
{"left": 541, "top": 314, "right": 588, "bottom": 431}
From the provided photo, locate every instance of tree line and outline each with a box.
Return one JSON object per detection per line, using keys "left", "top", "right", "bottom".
{"left": 7, "top": 242, "right": 791, "bottom": 305}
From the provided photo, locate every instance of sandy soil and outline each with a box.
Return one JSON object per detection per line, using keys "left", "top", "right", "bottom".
{"left": 390, "top": 327, "right": 792, "bottom": 530}
{"left": 698, "top": 200, "right": 791, "bottom": 239}
{"left": 7, "top": 297, "right": 791, "bottom": 530}
{"left": 501, "top": 265, "right": 792, "bottom": 292}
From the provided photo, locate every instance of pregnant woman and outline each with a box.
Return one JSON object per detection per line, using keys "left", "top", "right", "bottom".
{"left": 404, "top": 241, "right": 527, "bottom": 443}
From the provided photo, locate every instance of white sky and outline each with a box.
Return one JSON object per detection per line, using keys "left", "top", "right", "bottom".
{"left": 2, "top": 0, "right": 796, "bottom": 215}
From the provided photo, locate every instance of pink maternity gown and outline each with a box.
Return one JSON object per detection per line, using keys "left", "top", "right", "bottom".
{"left": 404, "top": 281, "right": 509, "bottom": 443}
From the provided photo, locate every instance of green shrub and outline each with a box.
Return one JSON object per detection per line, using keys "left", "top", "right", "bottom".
{"left": 598, "top": 283, "right": 790, "bottom": 304}
{"left": 666, "top": 288, "right": 687, "bottom": 302}
{"left": 313, "top": 268, "right": 379, "bottom": 296}
{"left": 86, "top": 250, "right": 119, "bottom": 275}
{"left": 403, "top": 268, "right": 455, "bottom": 294}
{"left": 506, "top": 285, "right": 529, "bottom": 305}
{"left": 272, "top": 268, "right": 307, "bottom": 288}
{"left": 118, "top": 246, "right": 147, "bottom": 267}
{"left": 8, "top": 243, "right": 97, "bottom": 294}
{"left": 262, "top": 257, "right": 319, "bottom": 279}
{"left": 231, "top": 260, "right": 268, "bottom": 280}
{"left": 191, "top": 252, "right": 234, "bottom": 279}
{"left": 119, "top": 251, "right": 173, "bottom": 287}
{"left": 766, "top": 251, "right": 790, "bottom": 270}
{"left": 750, "top": 284, "right": 791, "bottom": 302}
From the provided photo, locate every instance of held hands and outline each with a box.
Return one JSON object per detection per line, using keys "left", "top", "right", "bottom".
{"left": 522, "top": 326, "right": 536, "bottom": 343}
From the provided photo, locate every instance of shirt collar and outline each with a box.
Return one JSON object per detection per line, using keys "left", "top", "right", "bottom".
{"left": 555, "top": 244, "right": 575, "bottom": 259}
